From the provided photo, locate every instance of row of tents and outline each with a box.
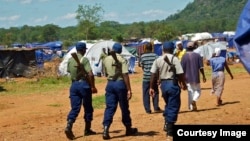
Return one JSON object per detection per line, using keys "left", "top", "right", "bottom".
{"left": 0, "top": 38, "right": 233, "bottom": 78}
{"left": 58, "top": 38, "right": 231, "bottom": 76}
{"left": 0, "top": 26, "right": 248, "bottom": 78}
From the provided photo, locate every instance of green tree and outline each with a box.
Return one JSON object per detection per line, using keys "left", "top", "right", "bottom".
{"left": 42, "top": 24, "right": 60, "bottom": 42}
{"left": 76, "top": 3, "right": 104, "bottom": 40}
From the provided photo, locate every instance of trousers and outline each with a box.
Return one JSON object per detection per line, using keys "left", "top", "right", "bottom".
{"left": 142, "top": 81, "right": 159, "bottom": 112}
{"left": 160, "top": 80, "right": 181, "bottom": 123}
{"left": 102, "top": 80, "right": 132, "bottom": 127}
{"left": 67, "top": 80, "right": 93, "bottom": 122}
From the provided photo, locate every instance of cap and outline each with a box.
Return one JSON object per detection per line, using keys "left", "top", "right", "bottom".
{"left": 176, "top": 41, "right": 182, "bottom": 45}
{"left": 112, "top": 42, "right": 122, "bottom": 54}
{"left": 76, "top": 42, "right": 86, "bottom": 51}
{"left": 187, "top": 41, "right": 195, "bottom": 48}
{"left": 163, "top": 41, "right": 175, "bottom": 50}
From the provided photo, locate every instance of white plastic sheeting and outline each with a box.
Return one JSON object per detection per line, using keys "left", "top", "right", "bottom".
{"left": 58, "top": 40, "right": 134, "bottom": 76}
{"left": 194, "top": 41, "right": 228, "bottom": 60}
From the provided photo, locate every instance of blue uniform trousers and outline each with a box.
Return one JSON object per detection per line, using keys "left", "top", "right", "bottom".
{"left": 160, "top": 80, "right": 181, "bottom": 123}
{"left": 142, "top": 81, "right": 159, "bottom": 112}
{"left": 102, "top": 80, "right": 132, "bottom": 127}
{"left": 67, "top": 80, "right": 93, "bottom": 122}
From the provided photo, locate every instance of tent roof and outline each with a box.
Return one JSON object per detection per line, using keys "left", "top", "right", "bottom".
{"left": 195, "top": 41, "right": 227, "bottom": 60}
{"left": 85, "top": 40, "right": 134, "bottom": 59}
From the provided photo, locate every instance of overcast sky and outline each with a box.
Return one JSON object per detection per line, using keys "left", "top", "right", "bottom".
{"left": 0, "top": 0, "right": 194, "bottom": 29}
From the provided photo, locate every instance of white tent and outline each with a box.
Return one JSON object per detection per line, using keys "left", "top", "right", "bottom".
{"left": 181, "top": 32, "right": 213, "bottom": 41}
{"left": 191, "top": 32, "right": 213, "bottom": 41}
{"left": 194, "top": 41, "right": 227, "bottom": 60}
{"left": 58, "top": 41, "right": 94, "bottom": 76}
{"left": 85, "top": 40, "right": 134, "bottom": 75}
{"left": 58, "top": 40, "right": 134, "bottom": 76}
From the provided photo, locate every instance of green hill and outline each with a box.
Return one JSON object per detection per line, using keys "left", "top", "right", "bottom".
{"left": 164, "top": 0, "right": 248, "bottom": 33}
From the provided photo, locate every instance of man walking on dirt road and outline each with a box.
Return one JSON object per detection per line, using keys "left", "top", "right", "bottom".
{"left": 101, "top": 42, "right": 138, "bottom": 140}
{"left": 64, "top": 42, "right": 98, "bottom": 140}
{"left": 149, "top": 41, "right": 187, "bottom": 141}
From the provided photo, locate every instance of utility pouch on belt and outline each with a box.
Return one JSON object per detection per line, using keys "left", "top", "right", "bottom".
{"left": 110, "top": 50, "right": 122, "bottom": 81}
{"left": 164, "top": 55, "right": 178, "bottom": 85}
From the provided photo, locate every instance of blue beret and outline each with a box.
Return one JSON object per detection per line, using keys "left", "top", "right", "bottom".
{"left": 163, "top": 41, "right": 175, "bottom": 50}
{"left": 112, "top": 43, "right": 122, "bottom": 54}
{"left": 76, "top": 42, "right": 86, "bottom": 50}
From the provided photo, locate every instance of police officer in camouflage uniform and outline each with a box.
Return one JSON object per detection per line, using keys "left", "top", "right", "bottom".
{"left": 102, "top": 42, "right": 138, "bottom": 140}
{"left": 149, "top": 41, "right": 187, "bottom": 141}
{"left": 64, "top": 42, "right": 98, "bottom": 140}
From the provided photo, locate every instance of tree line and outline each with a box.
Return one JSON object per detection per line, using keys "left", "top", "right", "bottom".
{"left": 0, "top": 0, "right": 247, "bottom": 49}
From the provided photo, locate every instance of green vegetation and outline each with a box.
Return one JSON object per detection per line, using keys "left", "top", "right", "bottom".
{"left": 92, "top": 95, "right": 106, "bottom": 109}
{"left": 0, "top": 76, "right": 71, "bottom": 95}
{"left": 0, "top": 76, "right": 106, "bottom": 108}
{"left": 47, "top": 104, "right": 63, "bottom": 107}
{"left": 0, "top": 0, "right": 247, "bottom": 47}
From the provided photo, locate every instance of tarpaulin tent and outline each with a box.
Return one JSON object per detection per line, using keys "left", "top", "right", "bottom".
{"left": 0, "top": 48, "right": 38, "bottom": 78}
{"left": 194, "top": 41, "right": 228, "bottom": 60}
{"left": 153, "top": 40, "right": 162, "bottom": 56}
{"left": 58, "top": 40, "right": 134, "bottom": 76}
{"left": 234, "top": 0, "right": 250, "bottom": 73}
{"left": 40, "top": 41, "right": 63, "bottom": 51}
{"left": 58, "top": 42, "right": 94, "bottom": 76}
{"left": 85, "top": 40, "right": 134, "bottom": 75}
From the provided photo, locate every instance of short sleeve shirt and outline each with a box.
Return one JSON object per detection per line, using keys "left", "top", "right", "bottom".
{"left": 181, "top": 52, "right": 203, "bottom": 83}
{"left": 140, "top": 52, "right": 158, "bottom": 81}
{"left": 209, "top": 56, "right": 226, "bottom": 72}
{"left": 150, "top": 54, "right": 183, "bottom": 79}
{"left": 103, "top": 53, "right": 128, "bottom": 80}
{"left": 176, "top": 49, "right": 186, "bottom": 60}
{"left": 67, "top": 53, "right": 92, "bottom": 80}
{"left": 100, "top": 52, "right": 108, "bottom": 61}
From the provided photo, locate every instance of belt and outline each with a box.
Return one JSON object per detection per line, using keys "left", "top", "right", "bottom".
{"left": 161, "top": 79, "right": 173, "bottom": 81}
{"left": 107, "top": 79, "right": 123, "bottom": 81}
{"left": 72, "top": 79, "right": 86, "bottom": 83}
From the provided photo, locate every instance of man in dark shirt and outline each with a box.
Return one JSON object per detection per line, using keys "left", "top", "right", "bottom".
{"left": 181, "top": 41, "right": 206, "bottom": 111}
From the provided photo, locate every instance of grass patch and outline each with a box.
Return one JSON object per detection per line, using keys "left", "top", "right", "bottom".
{"left": 0, "top": 76, "right": 71, "bottom": 96}
{"left": 93, "top": 95, "right": 105, "bottom": 109}
{"left": 47, "top": 104, "right": 63, "bottom": 107}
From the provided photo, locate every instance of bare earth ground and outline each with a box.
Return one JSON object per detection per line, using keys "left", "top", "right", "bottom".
{"left": 0, "top": 62, "right": 250, "bottom": 141}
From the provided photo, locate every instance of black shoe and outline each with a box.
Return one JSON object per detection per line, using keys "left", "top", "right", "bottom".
{"left": 84, "top": 129, "right": 96, "bottom": 136}
{"left": 163, "top": 123, "right": 167, "bottom": 132}
{"left": 154, "top": 108, "right": 163, "bottom": 113}
{"left": 64, "top": 128, "right": 75, "bottom": 140}
{"left": 125, "top": 127, "right": 138, "bottom": 136}
{"left": 146, "top": 111, "right": 152, "bottom": 114}
{"left": 103, "top": 126, "right": 111, "bottom": 140}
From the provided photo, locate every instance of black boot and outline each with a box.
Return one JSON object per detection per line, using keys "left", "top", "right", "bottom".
{"left": 64, "top": 119, "right": 75, "bottom": 140}
{"left": 84, "top": 121, "right": 96, "bottom": 136}
{"left": 163, "top": 122, "right": 167, "bottom": 132}
{"left": 103, "top": 125, "right": 111, "bottom": 140}
{"left": 125, "top": 126, "right": 138, "bottom": 136}
{"left": 167, "top": 123, "right": 174, "bottom": 137}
